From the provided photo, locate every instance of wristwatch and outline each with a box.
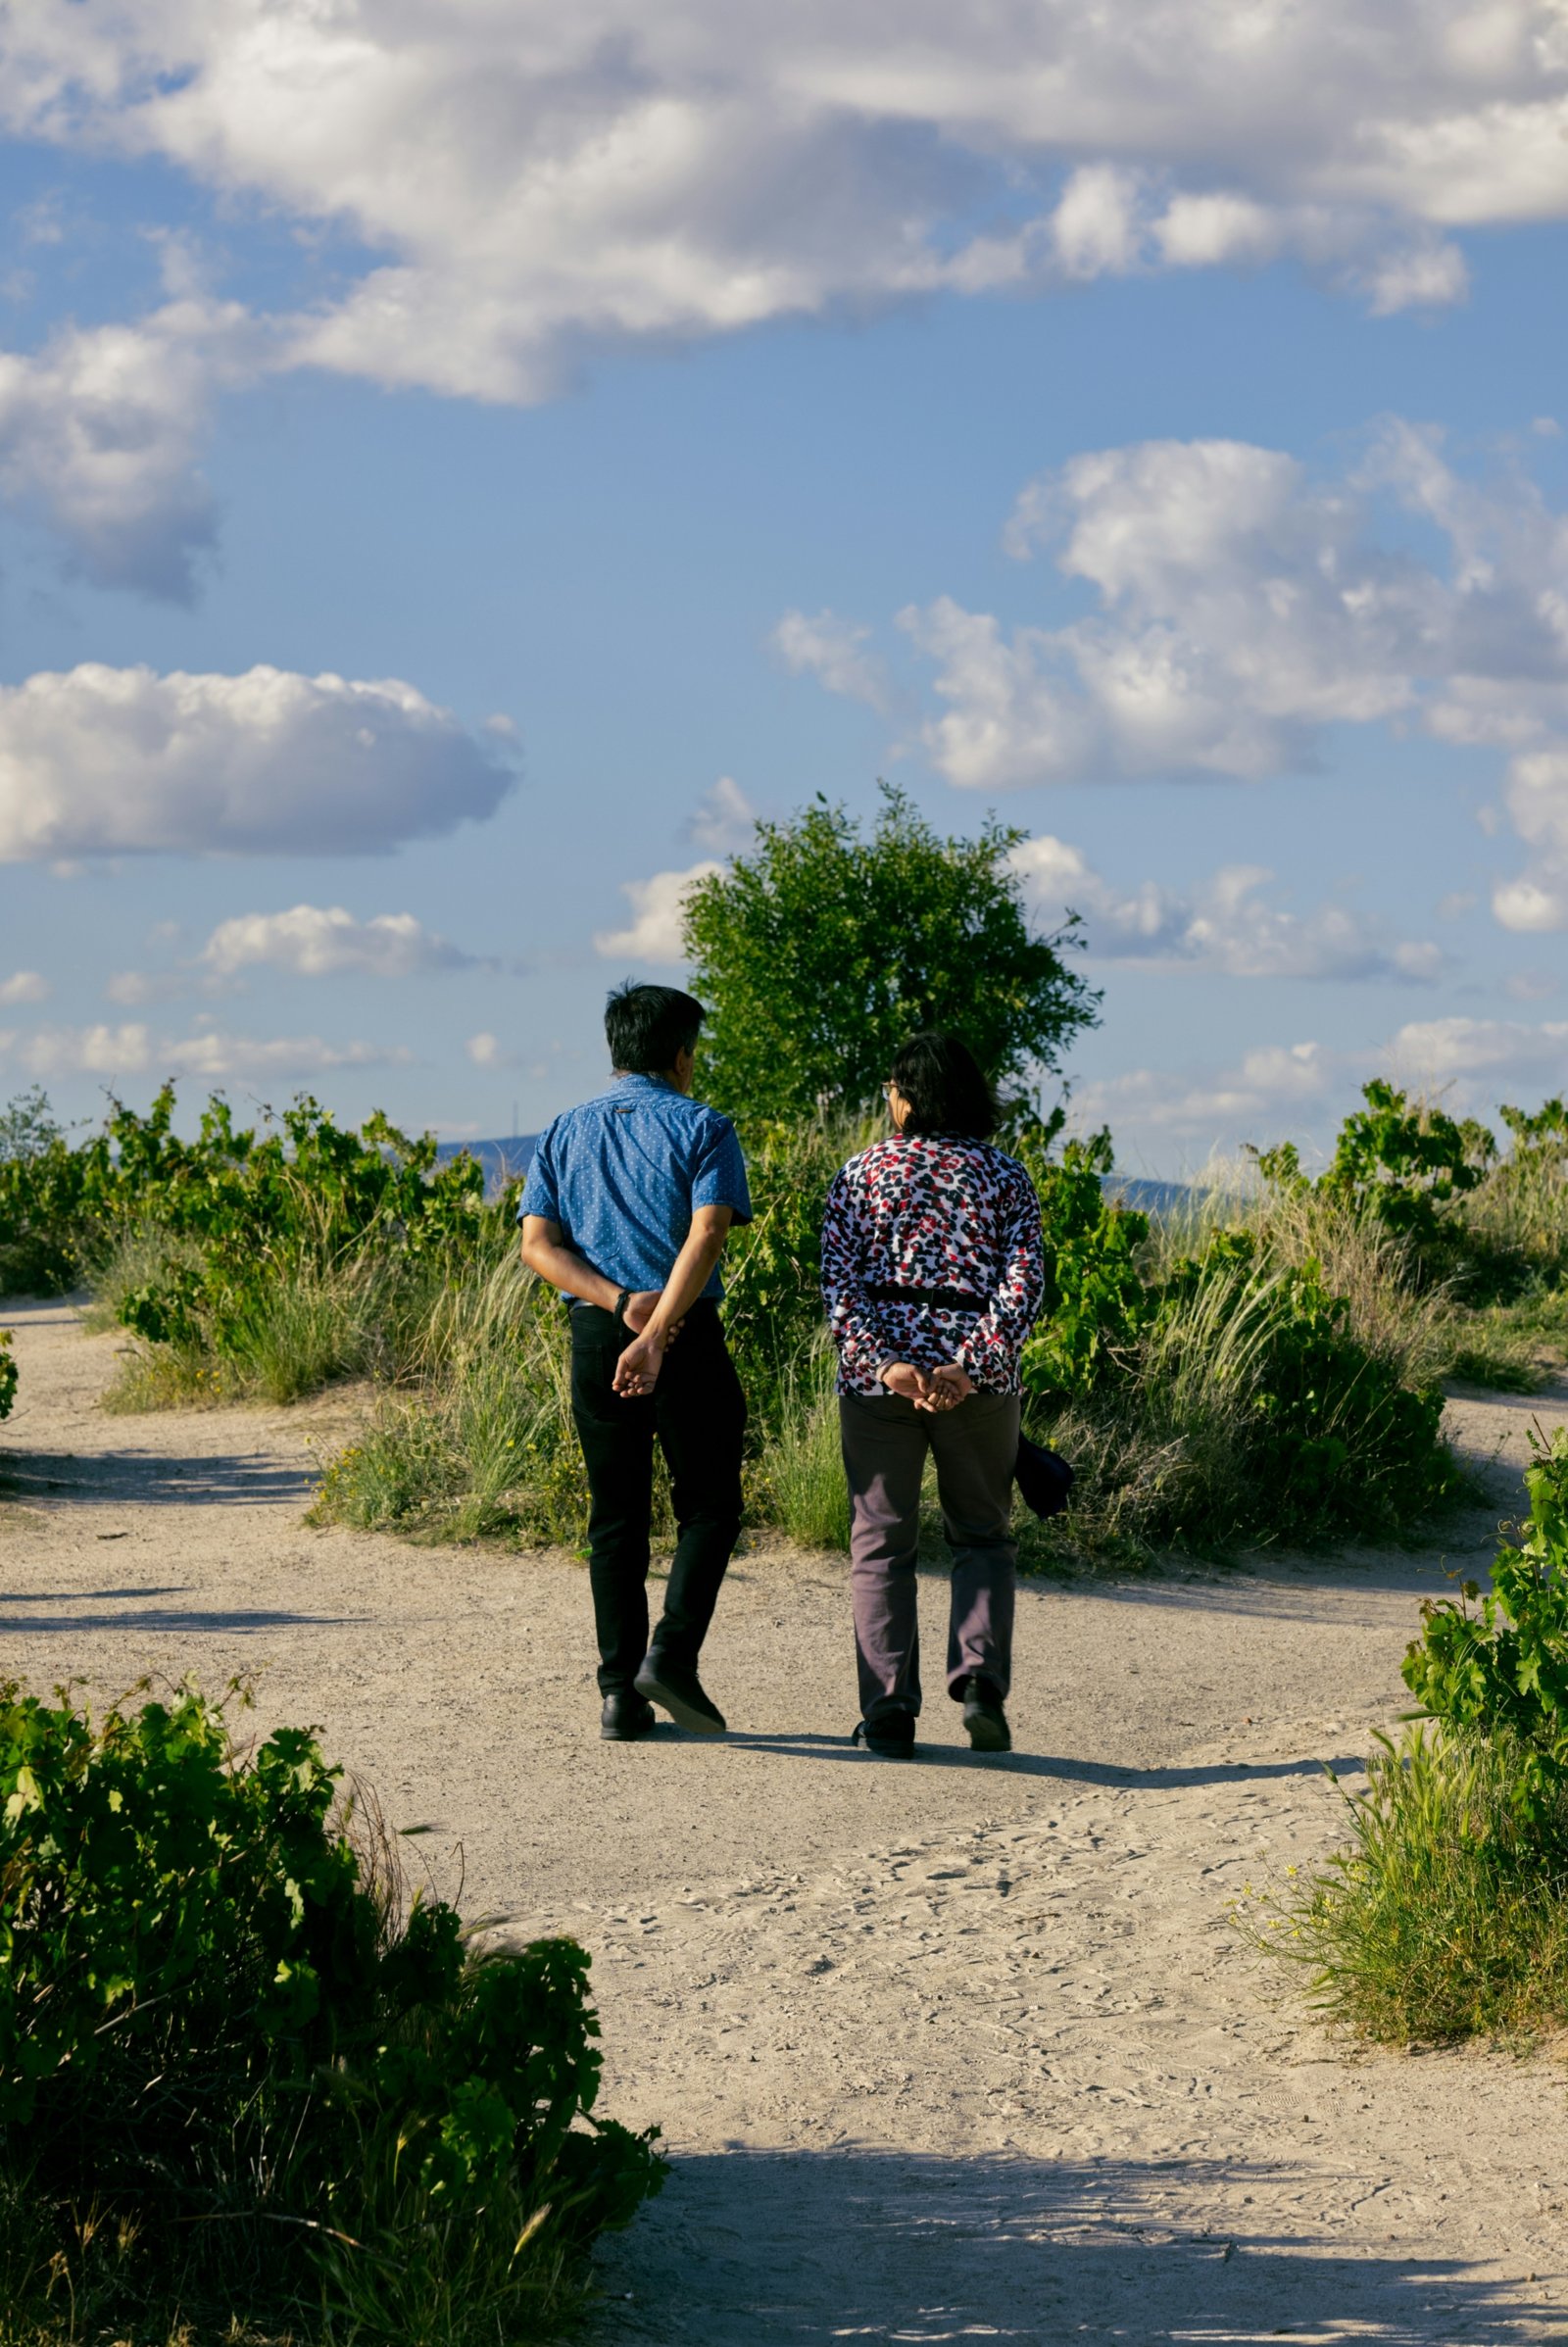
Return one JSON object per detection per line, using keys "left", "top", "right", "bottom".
{"left": 613, "top": 1288, "right": 633, "bottom": 1325}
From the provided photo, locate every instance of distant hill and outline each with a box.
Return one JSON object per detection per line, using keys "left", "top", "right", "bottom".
{"left": 436, "top": 1135, "right": 538, "bottom": 1195}
{"left": 1102, "top": 1174, "right": 1191, "bottom": 1215}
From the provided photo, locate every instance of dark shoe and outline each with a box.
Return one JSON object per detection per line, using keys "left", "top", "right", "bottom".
{"left": 853, "top": 1713, "right": 915, "bottom": 1759}
{"left": 634, "top": 1657, "right": 726, "bottom": 1736}
{"left": 601, "top": 1689, "right": 657, "bottom": 1741}
{"left": 961, "top": 1676, "right": 1011, "bottom": 1753}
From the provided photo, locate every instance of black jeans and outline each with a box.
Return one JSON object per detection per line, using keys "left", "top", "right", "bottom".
{"left": 568, "top": 1298, "right": 747, "bottom": 1694}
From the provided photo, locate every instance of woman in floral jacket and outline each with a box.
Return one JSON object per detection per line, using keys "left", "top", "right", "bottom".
{"left": 820, "top": 1031, "right": 1045, "bottom": 1758}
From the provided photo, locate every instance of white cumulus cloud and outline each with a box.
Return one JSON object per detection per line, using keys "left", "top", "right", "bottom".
{"left": 0, "top": 282, "right": 264, "bottom": 599}
{"left": 199, "top": 905, "right": 478, "bottom": 980}
{"left": 1049, "top": 165, "right": 1147, "bottom": 280}
{"left": 1010, "top": 837, "right": 1442, "bottom": 982}
{"left": 0, "top": 1022, "right": 409, "bottom": 1083}
{"left": 1153, "top": 191, "right": 1285, "bottom": 269}
{"left": 1073, "top": 1042, "right": 1339, "bottom": 1144}
{"left": 910, "top": 430, "right": 1438, "bottom": 789}
{"left": 0, "top": 0, "right": 1525, "bottom": 581}
{"left": 1386, "top": 1014, "right": 1568, "bottom": 1085}
{"left": 0, "top": 664, "right": 515, "bottom": 861}
{"left": 594, "top": 861, "right": 722, "bottom": 965}
{"left": 686, "top": 775, "right": 760, "bottom": 855}
{"left": 0, "top": 2, "right": 1513, "bottom": 389}
{"left": 1076, "top": 1014, "right": 1568, "bottom": 1163}
{"left": 790, "top": 420, "right": 1568, "bottom": 926}
{"left": 771, "top": 611, "right": 889, "bottom": 711}
{"left": 1491, "top": 746, "right": 1568, "bottom": 929}
{"left": 0, "top": 971, "right": 48, "bottom": 1006}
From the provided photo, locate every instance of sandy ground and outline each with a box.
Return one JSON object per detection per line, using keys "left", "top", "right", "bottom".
{"left": 2, "top": 1294, "right": 1567, "bottom": 2346}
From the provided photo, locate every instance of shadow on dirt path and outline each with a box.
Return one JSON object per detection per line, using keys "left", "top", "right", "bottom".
{"left": 599, "top": 2144, "right": 1561, "bottom": 2344}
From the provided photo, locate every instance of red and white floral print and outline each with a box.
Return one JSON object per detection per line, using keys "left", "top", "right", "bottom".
{"left": 820, "top": 1133, "right": 1045, "bottom": 1396}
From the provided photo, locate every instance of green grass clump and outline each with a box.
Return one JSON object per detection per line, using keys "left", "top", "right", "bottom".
{"left": 1272, "top": 1726, "right": 1568, "bottom": 2042}
{"left": 1269, "top": 1431, "right": 1568, "bottom": 2042}
{"left": 0, "top": 1678, "right": 663, "bottom": 2347}
{"left": 310, "top": 1242, "right": 601, "bottom": 1545}
{"left": 1015, "top": 1161, "right": 1470, "bottom": 1561}
{"left": 93, "top": 1213, "right": 458, "bottom": 1413}
{"left": 754, "top": 1346, "right": 852, "bottom": 1553}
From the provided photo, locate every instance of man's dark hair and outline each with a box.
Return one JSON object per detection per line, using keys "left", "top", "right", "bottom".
{"left": 889, "top": 1030, "right": 999, "bottom": 1140}
{"left": 605, "top": 981, "right": 707, "bottom": 1075}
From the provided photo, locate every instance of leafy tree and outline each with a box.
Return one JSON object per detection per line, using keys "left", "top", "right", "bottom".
{"left": 681, "top": 784, "right": 1099, "bottom": 1121}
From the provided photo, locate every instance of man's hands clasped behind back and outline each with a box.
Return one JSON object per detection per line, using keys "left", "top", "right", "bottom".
{"left": 612, "top": 1291, "right": 680, "bottom": 1395}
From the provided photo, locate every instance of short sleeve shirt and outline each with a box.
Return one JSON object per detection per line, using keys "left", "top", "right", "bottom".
{"left": 518, "top": 1074, "right": 752, "bottom": 1301}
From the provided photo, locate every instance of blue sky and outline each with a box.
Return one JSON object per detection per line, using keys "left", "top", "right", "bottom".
{"left": 2, "top": 5, "right": 1567, "bottom": 1175}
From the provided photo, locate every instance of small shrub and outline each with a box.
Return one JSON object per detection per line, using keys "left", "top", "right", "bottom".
{"left": 2, "top": 1084, "right": 486, "bottom": 1400}
{"left": 1401, "top": 1426, "right": 1568, "bottom": 1820}
{"left": 1155, "top": 1231, "right": 1455, "bottom": 1540}
{"left": 0, "top": 1089, "right": 91, "bottom": 1297}
{"left": 1017, "top": 1171, "right": 1461, "bottom": 1557}
{"left": 1255, "top": 1080, "right": 1568, "bottom": 1317}
{"left": 1317, "top": 1078, "right": 1493, "bottom": 1247}
{"left": 0, "top": 1679, "right": 663, "bottom": 2342}
{"left": 1272, "top": 1436, "right": 1568, "bottom": 2042}
{"left": 1455, "top": 1097, "right": 1568, "bottom": 1300}
{"left": 1273, "top": 1725, "right": 1568, "bottom": 2042}
{"left": 1014, "top": 1125, "right": 1150, "bottom": 1400}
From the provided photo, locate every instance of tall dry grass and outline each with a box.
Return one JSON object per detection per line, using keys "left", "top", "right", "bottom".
{"left": 1024, "top": 1177, "right": 1470, "bottom": 1562}
{"left": 92, "top": 1195, "right": 457, "bottom": 1411}
{"left": 755, "top": 1340, "right": 852, "bottom": 1552}
{"left": 311, "top": 1234, "right": 599, "bottom": 1543}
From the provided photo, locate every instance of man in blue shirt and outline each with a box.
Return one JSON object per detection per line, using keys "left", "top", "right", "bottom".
{"left": 519, "top": 982, "right": 753, "bottom": 1740}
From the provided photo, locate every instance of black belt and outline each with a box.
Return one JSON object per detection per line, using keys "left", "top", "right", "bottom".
{"left": 864, "top": 1284, "right": 986, "bottom": 1313}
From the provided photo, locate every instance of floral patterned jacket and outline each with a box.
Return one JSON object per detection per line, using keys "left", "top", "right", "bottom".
{"left": 820, "top": 1133, "right": 1046, "bottom": 1396}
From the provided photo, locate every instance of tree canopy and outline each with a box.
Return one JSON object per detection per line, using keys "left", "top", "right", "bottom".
{"left": 681, "top": 784, "right": 1099, "bottom": 1123}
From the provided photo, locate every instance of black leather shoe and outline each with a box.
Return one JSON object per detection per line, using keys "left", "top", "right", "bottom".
{"left": 600, "top": 1689, "right": 657, "bottom": 1741}
{"left": 853, "top": 1713, "right": 915, "bottom": 1759}
{"left": 633, "top": 1657, "right": 726, "bottom": 1736}
{"left": 960, "top": 1676, "right": 1011, "bottom": 1753}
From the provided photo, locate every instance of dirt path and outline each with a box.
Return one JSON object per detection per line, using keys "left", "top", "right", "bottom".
{"left": 3, "top": 1294, "right": 1567, "bottom": 2344}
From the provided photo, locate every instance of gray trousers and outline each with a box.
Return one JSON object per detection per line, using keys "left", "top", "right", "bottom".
{"left": 839, "top": 1389, "right": 1020, "bottom": 1727}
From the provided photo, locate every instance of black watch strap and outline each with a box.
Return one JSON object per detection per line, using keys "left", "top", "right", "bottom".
{"left": 613, "top": 1287, "right": 632, "bottom": 1325}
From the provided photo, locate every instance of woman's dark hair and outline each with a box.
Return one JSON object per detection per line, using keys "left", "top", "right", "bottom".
{"left": 605, "top": 981, "right": 706, "bottom": 1074}
{"left": 889, "top": 1031, "right": 999, "bottom": 1140}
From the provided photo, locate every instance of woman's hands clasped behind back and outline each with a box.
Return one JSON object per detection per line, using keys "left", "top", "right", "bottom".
{"left": 878, "top": 1360, "right": 975, "bottom": 1412}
